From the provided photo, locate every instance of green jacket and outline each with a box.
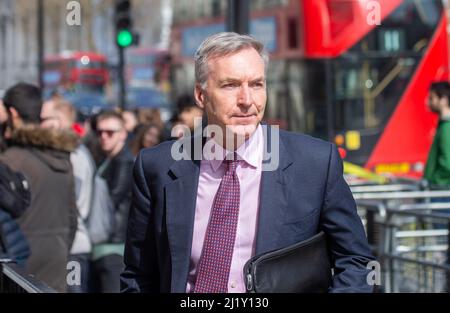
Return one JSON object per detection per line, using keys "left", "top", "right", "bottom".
{"left": 424, "top": 119, "right": 450, "bottom": 187}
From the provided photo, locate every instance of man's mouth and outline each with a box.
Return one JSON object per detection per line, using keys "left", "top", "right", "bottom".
{"left": 232, "top": 115, "right": 256, "bottom": 124}
{"left": 232, "top": 114, "right": 256, "bottom": 120}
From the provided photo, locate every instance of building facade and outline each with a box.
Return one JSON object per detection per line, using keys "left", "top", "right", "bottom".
{"left": 0, "top": 0, "right": 170, "bottom": 92}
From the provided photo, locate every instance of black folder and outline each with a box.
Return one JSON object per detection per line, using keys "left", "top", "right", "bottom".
{"left": 243, "top": 231, "right": 332, "bottom": 293}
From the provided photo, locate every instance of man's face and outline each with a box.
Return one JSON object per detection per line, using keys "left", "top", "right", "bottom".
{"left": 143, "top": 126, "right": 161, "bottom": 148}
{"left": 427, "top": 91, "right": 446, "bottom": 114}
{"left": 122, "top": 111, "right": 138, "bottom": 133}
{"left": 195, "top": 47, "right": 266, "bottom": 140}
{"left": 179, "top": 106, "right": 203, "bottom": 131}
{"left": 96, "top": 117, "right": 127, "bottom": 155}
{"left": 40, "top": 100, "right": 61, "bottom": 129}
{"left": 0, "top": 100, "right": 8, "bottom": 125}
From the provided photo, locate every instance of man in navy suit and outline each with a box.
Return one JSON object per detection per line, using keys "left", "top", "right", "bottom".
{"left": 121, "top": 32, "right": 375, "bottom": 293}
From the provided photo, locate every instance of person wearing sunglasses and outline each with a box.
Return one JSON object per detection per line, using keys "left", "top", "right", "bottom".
{"left": 92, "top": 110, "right": 134, "bottom": 293}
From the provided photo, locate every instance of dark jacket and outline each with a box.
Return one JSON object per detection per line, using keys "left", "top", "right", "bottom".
{"left": 0, "top": 126, "right": 79, "bottom": 292}
{"left": 100, "top": 145, "right": 134, "bottom": 243}
{"left": 121, "top": 126, "right": 375, "bottom": 293}
{"left": 0, "top": 161, "right": 31, "bottom": 265}
{"left": 0, "top": 210, "right": 30, "bottom": 265}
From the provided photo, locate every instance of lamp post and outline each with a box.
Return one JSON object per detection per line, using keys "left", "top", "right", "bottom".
{"left": 226, "top": 0, "right": 250, "bottom": 34}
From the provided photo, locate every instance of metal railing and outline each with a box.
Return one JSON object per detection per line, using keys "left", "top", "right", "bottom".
{"left": 0, "top": 261, "right": 57, "bottom": 293}
{"left": 350, "top": 183, "right": 420, "bottom": 194}
{"left": 356, "top": 194, "right": 450, "bottom": 293}
{"left": 353, "top": 190, "right": 450, "bottom": 201}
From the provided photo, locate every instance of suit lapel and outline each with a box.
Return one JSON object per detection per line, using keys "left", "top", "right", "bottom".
{"left": 255, "top": 126, "right": 293, "bottom": 255}
{"left": 165, "top": 136, "right": 201, "bottom": 292}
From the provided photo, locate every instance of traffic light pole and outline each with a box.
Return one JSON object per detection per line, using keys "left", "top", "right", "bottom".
{"left": 226, "top": 0, "right": 250, "bottom": 34}
{"left": 114, "top": 0, "right": 136, "bottom": 110}
{"left": 118, "top": 46, "right": 126, "bottom": 110}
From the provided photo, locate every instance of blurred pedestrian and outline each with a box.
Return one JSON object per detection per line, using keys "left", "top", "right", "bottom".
{"left": 83, "top": 113, "right": 107, "bottom": 167}
{"left": 92, "top": 111, "right": 134, "bottom": 293}
{"left": 41, "top": 98, "right": 96, "bottom": 293}
{"left": 178, "top": 102, "right": 204, "bottom": 133}
{"left": 163, "top": 95, "right": 204, "bottom": 140}
{"left": 175, "top": 94, "right": 196, "bottom": 112}
{"left": 129, "top": 123, "right": 162, "bottom": 157}
{"left": 424, "top": 81, "right": 450, "bottom": 188}
{"left": 0, "top": 98, "right": 7, "bottom": 127}
{"left": 122, "top": 110, "right": 138, "bottom": 135}
{"left": 424, "top": 81, "right": 450, "bottom": 291}
{"left": 0, "top": 83, "right": 78, "bottom": 292}
{"left": 121, "top": 109, "right": 139, "bottom": 146}
{"left": 136, "top": 108, "right": 164, "bottom": 131}
{"left": 0, "top": 100, "right": 29, "bottom": 265}
{"left": 0, "top": 98, "right": 10, "bottom": 151}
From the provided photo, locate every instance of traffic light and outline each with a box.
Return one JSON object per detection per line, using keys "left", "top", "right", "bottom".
{"left": 117, "top": 29, "right": 133, "bottom": 47}
{"left": 115, "top": 0, "right": 138, "bottom": 48}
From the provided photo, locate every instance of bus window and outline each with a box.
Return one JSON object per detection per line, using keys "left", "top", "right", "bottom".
{"left": 74, "top": 60, "right": 106, "bottom": 69}
{"left": 301, "top": 60, "right": 327, "bottom": 140}
{"left": 332, "top": 56, "right": 417, "bottom": 131}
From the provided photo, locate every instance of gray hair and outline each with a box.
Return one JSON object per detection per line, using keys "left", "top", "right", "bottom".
{"left": 194, "top": 32, "right": 269, "bottom": 89}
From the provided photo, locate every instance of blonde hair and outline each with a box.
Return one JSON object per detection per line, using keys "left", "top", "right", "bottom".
{"left": 52, "top": 98, "right": 76, "bottom": 125}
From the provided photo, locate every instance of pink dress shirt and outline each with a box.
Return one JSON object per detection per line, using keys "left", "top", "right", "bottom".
{"left": 186, "top": 125, "right": 263, "bottom": 293}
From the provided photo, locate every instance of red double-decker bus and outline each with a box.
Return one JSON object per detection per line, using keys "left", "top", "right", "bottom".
{"left": 43, "top": 51, "right": 109, "bottom": 96}
{"left": 301, "top": 0, "right": 450, "bottom": 177}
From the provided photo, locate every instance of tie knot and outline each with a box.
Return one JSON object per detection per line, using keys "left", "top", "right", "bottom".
{"left": 224, "top": 152, "right": 239, "bottom": 172}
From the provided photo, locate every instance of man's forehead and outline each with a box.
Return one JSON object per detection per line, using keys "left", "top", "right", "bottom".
{"left": 207, "top": 48, "right": 265, "bottom": 79}
{"left": 41, "top": 101, "right": 57, "bottom": 115}
{"left": 43, "top": 100, "right": 56, "bottom": 109}
{"left": 208, "top": 47, "right": 264, "bottom": 64}
{"left": 98, "top": 117, "right": 123, "bottom": 127}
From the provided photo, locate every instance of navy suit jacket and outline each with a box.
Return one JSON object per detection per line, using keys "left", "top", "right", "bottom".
{"left": 120, "top": 125, "right": 375, "bottom": 293}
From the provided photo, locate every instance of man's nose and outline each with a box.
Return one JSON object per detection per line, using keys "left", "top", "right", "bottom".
{"left": 238, "top": 84, "right": 252, "bottom": 108}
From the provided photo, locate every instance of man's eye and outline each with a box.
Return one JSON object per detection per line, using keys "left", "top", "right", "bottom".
{"left": 251, "top": 82, "right": 264, "bottom": 88}
{"left": 222, "top": 83, "right": 237, "bottom": 88}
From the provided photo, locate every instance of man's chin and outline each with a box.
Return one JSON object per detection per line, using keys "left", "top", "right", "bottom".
{"left": 226, "top": 124, "right": 258, "bottom": 139}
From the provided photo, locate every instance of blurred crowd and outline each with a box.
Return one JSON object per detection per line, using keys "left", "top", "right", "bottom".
{"left": 0, "top": 82, "right": 203, "bottom": 292}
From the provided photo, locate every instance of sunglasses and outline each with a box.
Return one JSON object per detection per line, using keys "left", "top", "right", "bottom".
{"left": 96, "top": 129, "right": 121, "bottom": 137}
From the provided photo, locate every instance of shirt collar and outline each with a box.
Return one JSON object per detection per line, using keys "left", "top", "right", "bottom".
{"left": 205, "top": 124, "right": 263, "bottom": 172}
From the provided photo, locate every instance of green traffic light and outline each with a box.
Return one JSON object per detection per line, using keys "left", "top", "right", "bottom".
{"left": 117, "top": 29, "right": 133, "bottom": 47}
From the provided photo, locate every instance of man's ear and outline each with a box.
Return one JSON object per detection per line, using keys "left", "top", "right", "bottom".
{"left": 8, "top": 107, "right": 23, "bottom": 129}
{"left": 194, "top": 84, "right": 205, "bottom": 110}
{"left": 9, "top": 107, "right": 19, "bottom": 119}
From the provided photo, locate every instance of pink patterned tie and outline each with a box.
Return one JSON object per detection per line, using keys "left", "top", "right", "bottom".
{"left": 193, "top": 153, "right": 240, "bottom": 293}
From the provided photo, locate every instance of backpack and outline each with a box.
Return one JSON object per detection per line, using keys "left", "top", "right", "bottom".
{"left": 0, "top": 162, "right": 31, "bottom": 218}
{"left": 0, "top": 210, "right": 31, "bottom": 265}
{"left": 0, "top": 162, "right": 31, "bottom": 264}
{"left": 85, "top": 173, "right": 115, "bottom": 245}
